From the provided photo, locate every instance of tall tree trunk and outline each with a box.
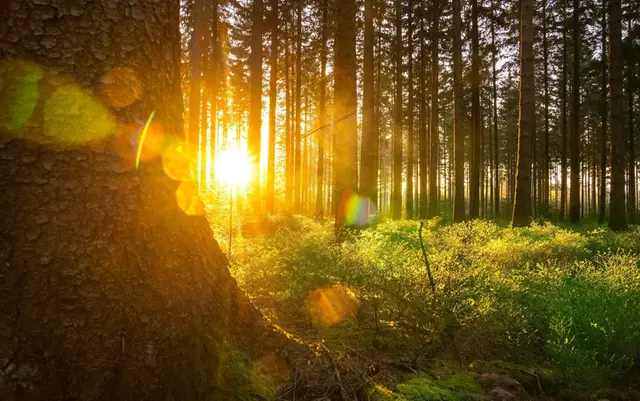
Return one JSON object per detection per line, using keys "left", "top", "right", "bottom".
{"left": 429, "top": 0, "right": 440, "bottom": 217}
{"left": 190, "top": 0, "right": 205, "bottom": 149}
{"left": 360, "top": 0, "right": 377, "bottom": 210}
{"left": 392, "top": 0, "right": 403, "bottom": 219}
{"left": 492, "top": 0, "right": 500, "bottom": 215}
{"left": 419, "top": 1, "right": 428, "bottom": 219}
{"left": 511, "top": 0, "right": 534, "bottom": 227}
{"left": 316, "top": 0, "right": 329, "bottom": 217}
{"left": 609, "top": 0, "right": 627, "bottom": 230}
{"left": 209, "top": 2, "right": 220, "bottom": 183}
{"left": 569, "top": 0, "right": 580, "bottom": 223}
{"left": 453, "top": 0, "right": 465, "bottom": 222}
{"left": 294, "top": 0, "right": 303, "bottom": 212}
{"left": 470, "top": 0, "right": 481, "bottom": 218}
{"left": 333, "top": 0, "right": 358, "bottom": 225}
{"left": 560, "top": 0, "right": 568, "bottom": 220}
{"left": 267, "top": 0, "right": 278, "bottom": 214}
{"left": 600, "top": 0, "right": 608, "bottom": 223}
{"left": 0, "top": 0, "right": 275, "bottom": 398}
{"left": 284, "top": 18, "right": 293, "bottom": 209}
{"left": 249, "top": 0, "right": 264, "bottom": 214}
{"left": 406, "top": 0, "right": 415, "bottom": 219}
{"left": 627, "top": 18, "right": 636, "bottom": 224}
{"left": 542, "top": 0, "right": 550, "bottom": 215}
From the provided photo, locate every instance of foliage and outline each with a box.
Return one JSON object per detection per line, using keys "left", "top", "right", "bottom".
{"left": 230, "top": 216, "right": 640, "bottom": 396}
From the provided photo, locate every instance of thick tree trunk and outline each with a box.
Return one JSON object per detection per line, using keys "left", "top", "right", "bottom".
{"left": 560, "top": 0, "right": 568, "bottom": 220}
{"left": 392, "top": 0, "right": 403, "bottom": 219}
{"left": 511, "top": 0, "right": 534, "bottom": 227}
{"left": 627, "top": 18, "right": 636, "bottom": 224}
{"left": 609, "top": 0, "right": 627, "bottom": 230}
{"left": 542, "top": 0, "right": 550, "bottom": 215}
{"left": 406, "top": 0, "right": 415, "bottom": 219}
{"left": 316, "top": 0, "right": 328, "bottom": 217}
{"left": 333, "top": 0, "right": 358, "bottom": 225}
{"left": 429, "top": 0, "right": 440, "bottom": 217}
{"left": 419, "top": 2, "right": 428, "bottom": 219}
{"left": 599, "top": 0, "right": 607, "bottom": 224}
{"left": 249, "top": 0, "right": 264, "bottom": 213}
{"left": 0, "top": 0, "right": 277, "bottom": 399}
{"left": 294, "top": 0, "right": 302, "bottom": 212}
{"left": 569, "top": 0, "right": 580, "bottom": 223}
{"left": 267, "top": 0, "right": 278, "bottom": 214}
{"left": 492, "top": 0, "right": 500, "bottom": 216}
{"left": 453, "top": 0, "right": 465, "bottom": 222}
{"left": 470, "top": 0, "right": 481, "bottom": 219}
{"left": 360, "top": 0, "right": 377, "bottom": 210}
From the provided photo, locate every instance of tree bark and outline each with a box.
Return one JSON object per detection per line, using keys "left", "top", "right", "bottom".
{"left": 560, "top": 0, "right": 568, "bottom": 220}
{"left": 542, "top": 0, "right": 550, "bottom": 215}
{"left": 360, "top": 0, "right": 377, "bottom": 210}
{"left": 266, "top": 0, "right": 278, "bottom": 214}
{"left": 453, "top": 0, "right": 465, "bottom": 222}
{"left": 627, "top": 18, "right": 636, "bottom": 224}
{"left": 249, "top": 0, "right": 264, "bottom": 214}
{"left": 419, "top": 1, "right": 428, "bottom": 219}
{"left": 392, "top": 0, "right": 403, "bottom": 220}
{"left": 429, "top": 0, "right": 440, "bottom": 217}
{"left": 511, "top": 0, "right": 534, "bottom": 227}
{"left": 406, "top": 0, "right": 415, "bottom": 219}
{"left": 294, "top": 0, "right": 302, "bottom": 212}
{"left": 333, "top": 0, "right": 358, "bottom": 225}
{"left": 609, "top": 0, "right": 627, "bottom": 230}
{"left": 316, "top": 0, "right": 329, "bottom": 217}
{"left": 492, "top": 0, "right": 500, "bottom": 216}
{"left": 0, "top": 0, "right": 276, "bottom": 399}
{"left": 569, "top": 0, "right": 580, "bottom": 223}
{"left": 470, "top": 0, "right": 481, "bottom": 218}
{"left": 599, "top": 0, "right": 608, "bottom": 224}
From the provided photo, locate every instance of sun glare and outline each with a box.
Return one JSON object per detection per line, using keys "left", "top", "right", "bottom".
{"left": 216, "top": 148, "right": 252, "bottom": 187}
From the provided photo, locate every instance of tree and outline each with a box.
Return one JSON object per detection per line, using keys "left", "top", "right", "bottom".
{"left": 392, "top": 0, "right": 403, "bottom": 219}
{"left": 627, "top": 17, "right": 636, "bottom": 224}
{"left": 452, "top": 0, "right": 465, "bottom": 222}
{"left": 360, "top": 0, "right": 377, "bottom": 208}
{"left": 599, "top": 0, "right": 608, "bottom": 223}
{"left": 294, "top": 0, "right": 303, "bottom": 212}
{"left": 542, "top": 0, "right": 550, "bottom": 215}
{"left": 267, "top": 0, "right": 278, "bottom": 214}
{"left": 470, "top": 0, "right": 481, "bottom": 218}
{"left": 560, "top": 0, "right": 569, "bottom": 220}
{"left": 429, "top": 0, "right": 440, "bottom": 217}
{"left": 609, "top": 0, "right": 627, "bottom": 230}
{"left": 419, "top": 0, "right": 429, "bottom": 219}
{"left": 491, "top": 0, "right": 500, "bottom": 216}
{"left": 406, "top": 0, "right": 415, "bottom": 219}
{"left": 333, "top": 0, "right": 358, "bottom": 225}
{"left": 0, "top": 0, "right": 273, "bottom": 397}
{"left": 511, "top": 0, "right": 534, "bottom": 227}
{"left": 249, "top": 0, "right": 264, "bottom": 213}
{"left": 316, "top": 0, "right": 329, "bottom": 217}
{"left": 569, "top": 0, "right": 581, "bottom": 223}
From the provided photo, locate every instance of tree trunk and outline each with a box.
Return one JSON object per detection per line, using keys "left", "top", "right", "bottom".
{"left": 609, "top": 0, "right": 627, "bottom": 230}
{"left": 492, "top": 0, "right": 500, "bottom": 216}
{"left": 333, "top": 0, "right": 358, "bottom": 225}
{"left": 511, "top": 0, "right": 534, "bottom": 227}
{"left": 392, "top": 0, "right": 403, "bottom": 220}
{"left": 294, "top": 0, "right": 302, "bottom": 212}
{"left": 470, "top": 0, "right": 481, "bottom": 219}
{"left": 0, "top": 0, "right": 276, "bottom": 399}
{"left": 600, "top": 0, "right": 608, "bottom": 224}
{"left": 429, "top": 0, "right": 440, "bottom": 217}
{"left": 542, "top": 0, "right": 550, "bottom": 215}
{"left": 419, "top": 1, "right": 428, "bottom": 219}
{"left": 316, "top": 0, "right": 329, "bottom": 217}
{"left": 266, "top": 0, "right": 278, "bottom": 214}
{"left": 406, "top": 0, "right": 415, "bottom": 219}
{"left": 560, "top": 0, "right": 568, "bottom": 220}
{"left": 569, "top": 0, "right": 580, "bottom": 223}
{"left": 627, "top": 18, "right": 636, "bottom": 224}
{"left": 249, "top": 0, "right": 264, "bottom": 214}
{"left": 453, "top": 0, "right": 465, "bottom": 222}
{"left": 360, "top": 0, "right": 377, "bottom": 211}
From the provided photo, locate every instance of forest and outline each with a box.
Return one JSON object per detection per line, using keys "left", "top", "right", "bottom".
{"left": 1, "top": 0, "right": 640, "bottom": 400}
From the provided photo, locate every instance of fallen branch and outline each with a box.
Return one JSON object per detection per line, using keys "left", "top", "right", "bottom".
{"left": 320, "top": 342, "right": 350, "bottom": 401}
{"left": 419, "top": 221, "right": 437, "bottom": 294}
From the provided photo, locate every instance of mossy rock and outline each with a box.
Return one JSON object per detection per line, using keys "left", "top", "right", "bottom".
{"left": 471, "top": 360, "right": 555, "bottom": 396}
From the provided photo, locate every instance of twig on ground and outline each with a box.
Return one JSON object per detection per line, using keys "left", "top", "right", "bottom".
{"left": 419, "top": 221, "right": 437, "bottom": 294}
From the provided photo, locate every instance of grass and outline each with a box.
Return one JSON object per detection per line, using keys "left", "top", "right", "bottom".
{"left": 219, "top": 214, "right": 640, "bottom": 399}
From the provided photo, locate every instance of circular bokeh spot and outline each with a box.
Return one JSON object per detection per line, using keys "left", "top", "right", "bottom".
{"left": 162, "top": 141, "right": 197, "bottom": 181}
{"left": 306, "top": 285, "right": 359, "bottom": 328}
{"left": 100, "top": 67, "right": 143, "bottom": 108}
{"left": 0, "top": 59, "right": 44, "bottom": 131}
{"left": 176, "top": 181, "right": 205, "bottom": 216}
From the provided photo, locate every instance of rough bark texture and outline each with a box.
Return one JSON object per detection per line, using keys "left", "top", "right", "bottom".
{"left": 360, "top": 0, "right": 377, "bottom": 207}
{"left": 249, "top": 0, "right": 264, "bottom": 213}
{"left": 0, "top": 1, "right": 277, "bottom": 399}
{"left": 469, "top": 0, "right": 480, "bottom": 219}
{"left": 569, "top": 0, "right": 580, "bottom": 223}
{"left": 316, "top": 0, "right": 328, "bottom": 217}
{"left": 392, "top": 0, "right": 403, "bottom": 220}
{"left": 406, "top": 0, "right": 414, "bottom": 220}
{"left": 452, "top": 0, "right": 465, "bottom": 222}
{"left": 511, "top": 0, "right": 534, "bottom": 227}
{"left": 428, "top": 0, "right": 439, "bottom": 217}
{"left": 418, "top": 2, "right": 428, "bottom": 219}
{"left": 267, "top": 0, "right": 278, "bottom": 214}
{"left": 333, "top": 0, "right": 358, "bottom": 222}
{"left": 609, "top": 0, "right": 627, "bottom": 230}
{"left": 599, "top": 0, "right": 608, "bottom": 224}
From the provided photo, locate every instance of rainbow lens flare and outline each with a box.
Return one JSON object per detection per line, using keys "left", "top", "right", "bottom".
{"left": 337, "top": 191, "right": 377, "bottom": 227}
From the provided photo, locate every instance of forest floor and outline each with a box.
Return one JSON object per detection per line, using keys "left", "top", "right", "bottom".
{"left": 207, "top": 205, "right": 640, "bottom": 401}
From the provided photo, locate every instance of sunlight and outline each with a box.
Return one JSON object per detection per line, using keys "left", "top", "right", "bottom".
{"left": 215, "top": 147, "right": 252, "bottom": 188}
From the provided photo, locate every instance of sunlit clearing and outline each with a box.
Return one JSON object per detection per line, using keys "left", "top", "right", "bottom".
{"left": 215, "top": 147, "right": 252, "bottom": 188}
{"left": 100, "top": 67, "right": 142, "bottom": 108}
{"left": 176, "top": 181, "right": 205, "bottom": 216}
{"left": 0, "top": 60, "right": 43, "bottom": 131}
{"left": 306, "top": 285, "right": 359, "bottom": 328}
{"left": 162, "top": 141, "right": 197, "bottom": 181}
{"left": 337, "top": 191, "right": 377, "bottom": 227}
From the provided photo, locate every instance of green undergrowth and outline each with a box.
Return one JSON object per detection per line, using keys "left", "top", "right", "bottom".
{"left": 226, "top": 215, "right": 640, "bottom": 397}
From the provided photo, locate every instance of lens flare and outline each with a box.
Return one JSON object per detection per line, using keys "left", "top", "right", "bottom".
{"left": 306, "top": 285, "right": 359, "bottom": 328}
{"left": 337, "top": 191, "right": 377, "bottom": 227}
{"left": 100, "top": 67, "right": 142, "bottom": 108}
{"left": 162, "top": 141, "right": 197, "bottom": 181}
{"left": 0, "top": 60, "right": 44, "bottom": 131}
{"left": 136, "top": 111, "right": 155, "bottom": 169}
{"left": 176, "top": 181, "right": 205, "bottom": 216}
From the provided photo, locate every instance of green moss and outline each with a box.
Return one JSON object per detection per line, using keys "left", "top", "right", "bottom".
{"left": 372, "top": 373, "right": 487, "bottom": 401}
